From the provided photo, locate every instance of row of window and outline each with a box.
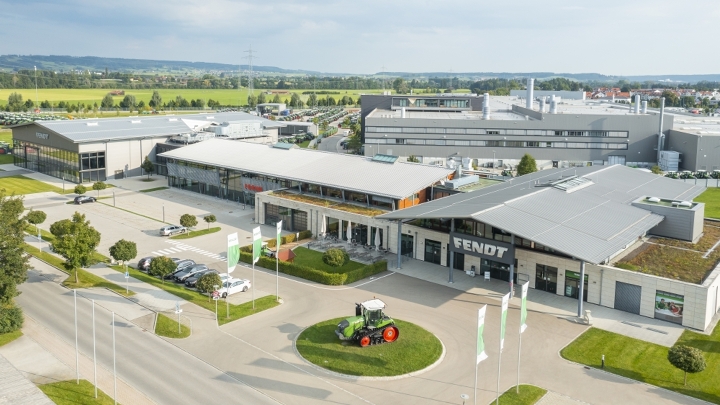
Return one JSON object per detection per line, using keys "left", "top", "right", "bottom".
{"left": 392, "top": 98, "right": 470, "bottom": 109}
{"left": 366, "top": 138, "right": 629, "bottom": 149}
{"left": 366, "top": 127, "right": 628, "bottom": 137}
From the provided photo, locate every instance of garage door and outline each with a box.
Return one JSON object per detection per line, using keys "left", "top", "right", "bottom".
{"left": 607, "top": 155, "right": 626, "bottom": 166}
{"left": 614, "top": 281, "right": 641, "bottom": 315}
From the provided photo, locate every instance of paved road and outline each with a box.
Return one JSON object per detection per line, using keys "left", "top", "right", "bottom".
{"left": 18, "top": 269, "right": 279, "bottom": 405}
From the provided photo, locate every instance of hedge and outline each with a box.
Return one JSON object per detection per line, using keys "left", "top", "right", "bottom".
{"left": 238, "top": 247, "right": 386, "bottom": 285}
{"left": 0, "top": 303, "right": 23, "bottom": 333}
{"left": 265, "top": 229, "right": 313, "bottom": 248}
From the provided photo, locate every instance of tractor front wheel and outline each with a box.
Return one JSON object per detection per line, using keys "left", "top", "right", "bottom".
{"left": 359, "top": 335, "right": 371, "bottom": 347}
{"left": 382, "top": 326, "right": 399, "bottom": 343}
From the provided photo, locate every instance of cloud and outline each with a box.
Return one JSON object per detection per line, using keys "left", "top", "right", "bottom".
{"left": 1, "top": 0, "right": 719, "bottom": 75}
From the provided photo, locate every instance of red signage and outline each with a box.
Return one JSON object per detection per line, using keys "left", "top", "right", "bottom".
{"left": 244, "top": 184, "right": 263, "bottom": 192}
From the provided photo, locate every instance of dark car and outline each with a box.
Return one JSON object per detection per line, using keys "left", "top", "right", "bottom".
{"left": 163, "top": 259, "right": 196, "bottom": 279}
{"left": 74, "top": 196, "right": 97, "bottom": 204}
{"left": 174, "top": 264, "right": 209, "bottom": 283}
{"left": 184, "top": 269, "right": 218, "bottom": 288}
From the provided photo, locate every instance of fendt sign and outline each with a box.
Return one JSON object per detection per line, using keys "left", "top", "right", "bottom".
{"left": 449, "top": 232, "right": 515, "bottom": 264}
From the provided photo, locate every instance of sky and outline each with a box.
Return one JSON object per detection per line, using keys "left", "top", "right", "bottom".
{"left": 1, "top": 0, "right": 719, "bottom": 76}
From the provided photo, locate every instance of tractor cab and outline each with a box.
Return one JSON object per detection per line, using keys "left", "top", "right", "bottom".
{"left": 357, "top": 299, "right": 387, "bottom": 329}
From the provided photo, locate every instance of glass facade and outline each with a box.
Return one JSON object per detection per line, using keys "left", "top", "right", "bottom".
{"left": 264, "top": 203, "right": 307, "bottom": 232}
{"left": 11, "top": 139, "right": 95, "bottom": 183}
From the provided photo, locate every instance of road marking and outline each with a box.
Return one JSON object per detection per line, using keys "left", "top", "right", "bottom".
{"left": 151, "top": 251, "right": 163, "bottom": 256}
{"left": 167, "top": 247, "right": 183, "bottom": 253}
{"left": 164, "top": 241, "right": 226, "bottom": 262}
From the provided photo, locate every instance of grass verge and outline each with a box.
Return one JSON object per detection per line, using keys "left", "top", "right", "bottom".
{"left": 493, "top": 385, "right": 547, "bottom": 405}
{"left": 109, "top": 265, "right": 279, "bottom": 325}
{"left": 0, "top": 330, "right": 23, "bottom": 347}
{"left": 696, "top": 188, "right": 720, "bottom": 219}
{"left": 0, "top": 175, "right": 65, "bottom": 195}
{"left": 155, "top": 313, "right": 190, "bottom": 338}
{"left": 39, "top": 379, "right": 118, "bottom": 405}
{"left": 23, "top": 243, "right": 133, "bottom": 297}
{"left": 561, "top": 327, "right": 720, "bottom": 404}
{"left": 292, "top": 247, "right": 364, "bottom": 274}
{"left": 296, "top": 318, "right": 442, "bottom": 376}
{"left": 139, "top": 186, "right": 169, "bottom": 193}
{"left": 170, "top": 227, "right": 221, "bottom": 240}
{"left": 0, "top": 154, "right": 13, "bottom": 165}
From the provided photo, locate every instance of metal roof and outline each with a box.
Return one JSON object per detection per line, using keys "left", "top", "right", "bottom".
{"left": 16, "top": 112, "right": 284, "bottom": 143}
{"left": 378, "top": 165, "right": 705, "bottom": 264}
{"left": 158, "top": 138, "right": 453, "bottom": 200}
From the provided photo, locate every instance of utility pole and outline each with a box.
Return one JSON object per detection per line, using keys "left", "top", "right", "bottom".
{"left": 34, "top": 66, "right": 39, "bottom": 112}
{"left": 243, "top": 45, "right": 257, "bottom": 104}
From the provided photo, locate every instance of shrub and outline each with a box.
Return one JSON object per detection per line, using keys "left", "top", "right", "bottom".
{"left": 266, "top": 230, "right": 312, "bottom": 248}
{"left": 74, "top": 185, "right": 87, "bottom": 195}
{"left": 344, "top": 261, "right": 387, "bottom": 284}
{"left": 26, "top": 210, "right": 47, "bottom": 226}
{"left": 0, "top": 303, "right": 23, "bottom": 333}
{"left": 323, "top": 248, "right": 349, "bottom": 267}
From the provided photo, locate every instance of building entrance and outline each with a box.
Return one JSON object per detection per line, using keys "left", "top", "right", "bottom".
{"left": 424, "top": 239, "right": 442, "bottom": 265}
{"left": 535, "top": 264, "right": 558, "bottom": 294}
{"left": 564, "top": 270, "right": 588, "bottom": 301}
{"left": 401, "top": 234, "right": 414, "bottom": 258}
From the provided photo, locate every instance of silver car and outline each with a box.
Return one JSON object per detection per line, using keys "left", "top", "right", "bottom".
{"left": 160, "top": 225, "right": 187, "bottom": 236}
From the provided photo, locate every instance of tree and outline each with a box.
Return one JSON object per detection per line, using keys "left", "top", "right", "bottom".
{"left": 141, "top": 156, "right": 154, "bottom": 179}
{"left": 149, "top": 90, "right": 162, "bottom": 109}
{"left": 307, "top": 93, "right": 318, "bottom": 108}
{"left": 407, "top": 155, "right": 420, "bottom": 163}
{"left": 120, "top": 95, "right": 137, "bottom": 111}
{"left": 681, "top": 96, "right": 696, "bottom": 108}
{"left": 197, "top": 272, "right": 222, "bottom": 301}
{"left": 247, "top": 94, "right": 257, "bottom": 108}
{"left": 109, "top": 239, "right": 137, "bottom": 272}
{"left": 661, "top": 90, "right": 679, "bottom": 107}
{"left": 203, "top": 214, "right": 216, "bottom": 230}
{"left": 148, "top": 256, "right": 176, "bottom": 284}
{"left": 0, "top": 191, "right": 30, "bottom": 325}
{"left": 25, "top": 210, "right": 47, "bottom": 229}
{"left": 180, "top": 214, "right": 198, "bottom": 230}
{"left": 257, "top": 92, "right": 267, "bottom": 105}
{"left": 290, "top": 93, "right": 302, "bottom": 108}
{"left": 272, "top": 94, "right": 281, "bottom": 103}
{"left": 517, "top": 154, "right": 538, "bottom": 176}
{"left": 346, "top": 134, "right": 362, "bottom": 153}
{"left": 7, "top": 92, "right": 24, "bottom": 112}
{"left": 100, "top": 94, "right": 113, "bottom": 109}
{"left": 667, "top": 345, "right": 706, "bottom": 385}
{"left": 393, "top": 78, "right": 410, "bottom": 94}
{"left": 92, "top": 181, "right": 107, "bottom": 197}
{"left": 50, "top": 212, "right": 101, "bottom": 284}
{"left": 74, "top": 184, "right": 87, "bottom": 195}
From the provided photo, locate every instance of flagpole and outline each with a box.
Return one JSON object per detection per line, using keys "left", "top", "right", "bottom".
{"left": 252, "top": 259, "right": 255, "bottom": 309}
{"left": 474, "top": 342, "right": 479, "bottom": 405}
{"left": 517, "top": 332, "right": 522, "bottom": 394}
{"left": 496, "top": 293, "right": 510, "bottom": 405}
{"left": 496, "top": 342, "right": 502, "bottom": 405}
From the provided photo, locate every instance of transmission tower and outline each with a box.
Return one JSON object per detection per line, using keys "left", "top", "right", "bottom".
{"left": 243, "top": 45, "right": 257, "bottom": 97}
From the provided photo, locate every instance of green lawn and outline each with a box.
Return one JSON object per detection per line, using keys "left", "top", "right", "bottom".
{"left": 561, "top": 327, "right": 720, "bottom": 404}
{"left": 109, "top": 265, "right": 279, "bottom": 325}
{"left": 696, "top": 188, "right": 720, "bottom": 219}
{"left": 169, "top": 226, "right": 221, "bottom": 240}
{"left": 296, "top": 318, "right": 442, "bottom": 376}
{"left": 155, "top": 313, "right": 190, "bottom": 338}
{"left": 292, "top": 247, "right": 364, "bottom": 274}
{"left": 139, "top": 186, "right": 169, "bottom": 193}
{"left": 0, "top": 129, "right": 11, "bottom": 143}
{"left": 0, "top": 154, "right": 13, "bottom": 165}
{"left": 0, "top": 175, "right": 64, "bottom": 195}
{"left": 493, "top": 385, "right": 547, "bottom": 405}
{"left": 0, "top": 330, "right": 22, "bottom": 347}
{"left": 39, "top": 379, "right": 118, "bottom": 405}
{"left": 297, "top": 140, "right": 311, "bottom": 148}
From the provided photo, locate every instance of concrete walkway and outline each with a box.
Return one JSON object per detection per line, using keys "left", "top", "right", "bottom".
{"left": 537, "top": 391, "right": 592, "bottom": 405}
{"left": 389, "top": 257, "right": 685, "bottom": 346}
{"left": 0, "top": 353, "right": 54, "bottom": 405}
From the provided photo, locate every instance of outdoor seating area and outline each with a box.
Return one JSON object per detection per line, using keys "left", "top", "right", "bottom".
{"left": 306, "top": 234, "right": 390, "bottom": 264}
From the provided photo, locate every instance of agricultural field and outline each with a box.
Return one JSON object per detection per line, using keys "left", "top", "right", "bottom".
{"left": 0, "top": 88, "right": 473, "bottom": 108}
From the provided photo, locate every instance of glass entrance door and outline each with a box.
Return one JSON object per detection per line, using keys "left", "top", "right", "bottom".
{"left": 535, "top": 264, "right": 558, "bottom": 294}
{"left": 401, "top": 234, "right": 414, "bottom": 258}
{"left": 564, "top": 271, "right": 588, "bottom": 301}
{"left": 424, "top": 239, "right": 441, "bottom": 265}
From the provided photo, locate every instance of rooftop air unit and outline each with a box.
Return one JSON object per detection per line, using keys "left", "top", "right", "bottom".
{"left": 641, "top": 100, "right": 648, "bottom": 114}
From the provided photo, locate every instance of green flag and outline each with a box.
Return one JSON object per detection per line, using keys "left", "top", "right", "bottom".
{"left": 520, "top": 281, "right": 529, "bottom": 334}
{"left": 477, "top": 305, "right": 488, "bottom": 364}
{"left": 252, "top": 227, "right": 262, "bottom": 264}
{"left": 276, "top": 221, "right": 282, "bottom": 252}
{"left": 500, "top": 292, "right": 510, "bottom": 352}
{"left": 227, "top": 233, "right": 239, "bottom": 273}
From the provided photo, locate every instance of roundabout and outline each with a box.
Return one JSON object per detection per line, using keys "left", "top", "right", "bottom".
{"left": 295, "top": 317, "right": 444, "bottom": 378}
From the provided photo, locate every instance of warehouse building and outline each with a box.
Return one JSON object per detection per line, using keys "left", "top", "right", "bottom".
{"left": 8, "top": 112, "right": 282, "bottom": 183}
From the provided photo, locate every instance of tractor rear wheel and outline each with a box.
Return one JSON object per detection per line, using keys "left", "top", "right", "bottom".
{"left": 359, "top": 335, "right": 371, "bottom": 347}
{"left": 382, "top": 326, "right": 399, "bottom": 343}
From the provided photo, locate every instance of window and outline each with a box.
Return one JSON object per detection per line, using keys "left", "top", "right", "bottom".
{"left": 446, "top": 128, "right": 466, "bottom": 134}
{"left": 395, "top": 138, "right": 406, "bottom": 144}
{"left": 487, "top": 130, "right": 500, "bottom": 135}
{"left": 527, "top": 141, "right": 540, "bottom": 147}
{"left": 406, "top": 139, "right": 425, "bottom": 145}
{"left": 506, "top": 129, "right": 526, "bottom": 135}
{"left": 454, "top": 140, "right": 470, "bottom": 146}
{"left": 426, "top": 128, "right": 446, "bottom": 134}
{"left": 402, "top": 127, "right": 426, "bottom": 133}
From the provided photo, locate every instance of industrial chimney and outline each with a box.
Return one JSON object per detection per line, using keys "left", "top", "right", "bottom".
{"left": 483, "top": 93, "right": 490, "bottom": 120}
{"left": 634, "top": 95, "right": 640, "bottom": 114}
{"left": 526, "top": 78, "right": 534, "bottom": 110}
{"left": 641, "top": 100, "right": 647, "bottom": 114}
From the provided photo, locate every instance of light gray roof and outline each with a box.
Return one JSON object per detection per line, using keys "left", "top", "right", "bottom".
{"left": 379, "top": 165, "right": 705, "bottom": 264}
{"left": 17, "top": 112, "right": 283, "bottom": 143}
{"left": 158, "top": 138, "right": 453, "bottom": 199}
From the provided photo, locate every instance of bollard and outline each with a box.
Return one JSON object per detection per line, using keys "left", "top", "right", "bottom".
{"left": 601, "top": 354, "right": 605, "bottom": 369}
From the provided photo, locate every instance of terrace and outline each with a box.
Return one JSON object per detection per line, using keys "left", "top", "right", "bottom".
{"left": 615, "top": 220, "right": 720, "bottom": 283}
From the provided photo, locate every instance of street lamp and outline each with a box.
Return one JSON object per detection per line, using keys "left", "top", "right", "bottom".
{"left": 492, "top": 150, "right": 496, "bottom": 169}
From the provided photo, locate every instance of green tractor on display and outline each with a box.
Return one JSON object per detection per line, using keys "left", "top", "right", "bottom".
{"left": 335, "top": 299, "right": 399, "bottom": 347}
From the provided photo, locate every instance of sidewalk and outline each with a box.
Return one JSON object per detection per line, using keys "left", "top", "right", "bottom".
{"left": 391, "top": 257, "right": 685, "bottom": 346}
{"left": 0, "top": 353, "right": 54, "bottom": 405}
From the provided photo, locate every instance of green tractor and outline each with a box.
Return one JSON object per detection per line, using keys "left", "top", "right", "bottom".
{"left": 335, "top": 299, "right": 399, "bottom": 347}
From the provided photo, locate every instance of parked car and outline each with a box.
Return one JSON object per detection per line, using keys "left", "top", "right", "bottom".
{"left": 218, "top": 279, "right": 252, "bottom": 298}
{"left": 137, "top": 257, "right": 153, "bottom": 271}
{"left": 184, "top": 269, "right": 218, "bottom": 287}
{"left": 174, "top": 264, "right": 209, "bottom": 283}
{"left": 159, "top": 225, "right": 187, "bottom": 236}
{"left": 74, "top": 196, "right": 96, "bottom": 204}
{"left": 162, "top": 259, "right": 196, "bottom": 279}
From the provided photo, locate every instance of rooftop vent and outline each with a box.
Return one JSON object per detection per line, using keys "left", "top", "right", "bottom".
{"left": 371, "top": 154, "right": 399, "bottom": 164}
{"left": 679, "top": 201, "right": 692, "bottom": 207}
{"left": 548, "top": 176, "right": 594, "bottom": 193}
{"left": 647, "top": 197, "right": 660, "bottom": 203}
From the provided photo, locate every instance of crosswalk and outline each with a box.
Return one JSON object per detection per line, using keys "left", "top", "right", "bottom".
{"left": 149, "top": 240, "right": 226, "bottom": 262}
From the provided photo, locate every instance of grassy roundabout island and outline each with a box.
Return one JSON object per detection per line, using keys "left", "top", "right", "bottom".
{"left": 296, "top": 317, "right": 443, "bottom": 377}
